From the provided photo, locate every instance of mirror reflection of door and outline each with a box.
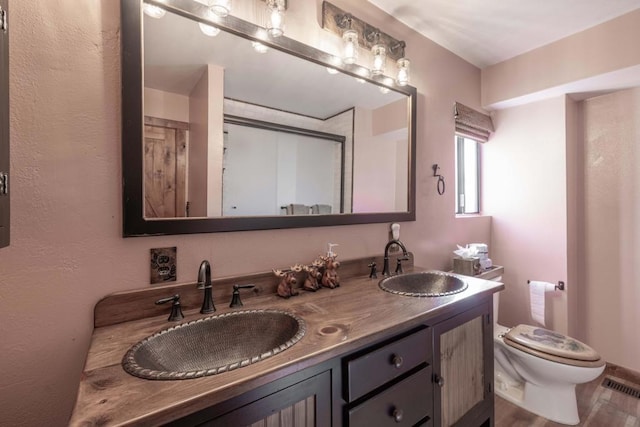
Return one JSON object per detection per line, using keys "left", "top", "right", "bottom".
{"left": 222, "top": 125, "right": 278, "bottom": 216}
{"left": 222, "top": 121, "right": 344, "bottom": 217}
{"left": 143, "top": 117, "right": 188, "bottom": 218}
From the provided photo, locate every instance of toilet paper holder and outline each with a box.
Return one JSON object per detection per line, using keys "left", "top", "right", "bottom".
{"left": 527, "top": 280, "right": 565, "bottom": 291}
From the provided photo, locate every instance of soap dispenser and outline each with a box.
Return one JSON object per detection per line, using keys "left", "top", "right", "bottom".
{"left": 320, "top": 243, "right": 340, "bottom": 289}
{"left": 388, "top": 223, "right": 401, "bottom": 253}
{"left": 327, "top": 242, "right": 339, "bottom": 257}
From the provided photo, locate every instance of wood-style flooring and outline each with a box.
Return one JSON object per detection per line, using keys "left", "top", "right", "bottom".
{"left": 495, "top": 364, "right": 640, "bottom": 426}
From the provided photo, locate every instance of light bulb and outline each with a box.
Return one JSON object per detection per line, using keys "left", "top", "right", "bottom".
{"left": 326, "top": 67, "right": 339, "bottom": 75}
{"left": 379, "top": 86, "right": 390, "bottom": 94}
{"left": 199, "top": 22, "right": 220, "bottom": 37}
{"left": 143, "top": 3, "right": 166, "bottom": 19}
{"left": 396, "top": 57, "right": 410, "bottom": 86}
{"left": 371, "top": 43, "right": 386, "bottom": 75}
{"left": 266, "top": 1, "right": 285, "bottom": 37}
{"left": 252, "top": 41, "right": 269, "bottom": 53}
{"left": 342, "top": 29, "right": 358, "bottom": 65}
{"left": 211, "top": 0, "right": 231, "bottom": 17}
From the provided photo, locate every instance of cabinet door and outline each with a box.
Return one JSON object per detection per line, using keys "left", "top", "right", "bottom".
{"left": 0, "top": 0, "right": 8, "bottom": 248}
{"left": 432, "top": 301, "right": 493, "bottom": 427}
{"left": 197, "top": 370, "right": 331, "bottom": 427}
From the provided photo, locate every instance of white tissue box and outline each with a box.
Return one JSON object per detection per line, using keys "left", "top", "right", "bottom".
{"left": 452, "top": 257, "right": 480, "bottom": 276}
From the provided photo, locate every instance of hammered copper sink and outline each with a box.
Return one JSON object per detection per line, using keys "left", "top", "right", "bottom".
{"left": 379, "top": 271, "right": 468, "bottom": 297}
{"left": 122, "top": 309, "right": 305, "bottom": 380}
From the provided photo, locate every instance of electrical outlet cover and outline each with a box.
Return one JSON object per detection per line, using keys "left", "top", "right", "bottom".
{"left": 150, "top": 247, "right": 177, "bottom": 284}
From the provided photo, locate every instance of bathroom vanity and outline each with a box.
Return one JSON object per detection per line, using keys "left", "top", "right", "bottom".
{"left": 69, "top": 257, "right": 503, "bottom": 426}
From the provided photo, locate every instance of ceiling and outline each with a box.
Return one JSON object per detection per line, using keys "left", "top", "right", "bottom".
{"left": 368, "top": 0, "right": 640, "bottom": 68}
{"left": 144, "top": 11, "right": 404, "bottom": 118}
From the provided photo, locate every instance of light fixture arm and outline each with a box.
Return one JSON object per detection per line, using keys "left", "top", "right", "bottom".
{"left": 390, "top": 40, "right": 406, "bottom": 58}
{"left": 336, "top": 13, "right": 353, "bottom": 30}
{"left": 262, "top": 0, "right": 287, "bottom": 10}
{"left": 366, "top": 28, "right": 381, "bottom": 44}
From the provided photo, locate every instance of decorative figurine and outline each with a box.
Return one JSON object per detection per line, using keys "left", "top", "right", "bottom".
{"left": 302, "top": 260, "right": 323, "bottom": 291}
{"left": 273, "top": 269, "right": 299, "bottom": 298}
{"left": 320, "top": 254, "right": 340, "bottom": 289}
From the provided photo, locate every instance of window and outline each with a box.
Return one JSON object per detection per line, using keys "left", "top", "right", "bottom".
{"left": 455, "top": 135, "right": 479, "bottom": 214}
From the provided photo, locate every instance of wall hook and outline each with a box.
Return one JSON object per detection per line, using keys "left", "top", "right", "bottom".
{"left": 432, "top": 164, "right": 445, "bottom": 195}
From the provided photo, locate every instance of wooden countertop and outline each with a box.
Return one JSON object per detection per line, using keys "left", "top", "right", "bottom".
{"left": 69, "top": 261, "right": 504, "bottom": 426}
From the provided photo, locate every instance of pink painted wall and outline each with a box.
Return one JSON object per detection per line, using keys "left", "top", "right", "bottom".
{"left": 372, "top": 98, "right": 407, "bottom": 136}
{"left": 482, "top": 9, "right": 640, "bottom": 107}
{"left": 188, "top": 69, "right": 210, "bottom": 217}
{"left": 205, "top": 65, "right": 224, "bottom": 217}
{"left": 480, "top": 8, "right": 640, "bottom": 373}
{"left": 483, "top": 96, "right": 570, "bottom": 334}
{"left": 144, "top": 87, "right": 190, "bottom": 122}
{"left": 0, "top": 1, "right": 489, "bottom": 425}
{"left": 579, "top": 87, "right": 640, "bottom": 372}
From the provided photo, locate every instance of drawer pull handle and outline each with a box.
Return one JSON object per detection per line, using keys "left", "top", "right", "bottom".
{"left": 434, "top": 374, "right": 445, "bottom": 387}
{"left": 391, "top": 408, "right": 404, "bottom": 423}
{"left": 391, "top": 354, "right": 404, "bottom": 369}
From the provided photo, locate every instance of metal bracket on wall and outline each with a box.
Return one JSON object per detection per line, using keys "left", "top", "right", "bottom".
{"left": 432, "top": 164, "right": 445, "bottom": 195}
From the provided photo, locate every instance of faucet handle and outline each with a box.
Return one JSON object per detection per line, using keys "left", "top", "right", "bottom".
{"left": 155, "top": 294, "right": 184, "bottom": 322}
{"left": 368, "top": 261, "right": 378, "bottom": 279}
{"left": 395, "top": 256, "right": 409, "bottom": 274}
{"left": 230, "top": 284, "right": 255, "bottom": 308}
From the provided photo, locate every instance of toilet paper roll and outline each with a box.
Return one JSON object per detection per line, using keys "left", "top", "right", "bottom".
{"left": 529, "top": 280, "right": 556, "bottom": 326}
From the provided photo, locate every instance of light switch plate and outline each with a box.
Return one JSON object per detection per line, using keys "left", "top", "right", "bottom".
{"left": 150, "top": 247, "right": 177, "bottom": 284}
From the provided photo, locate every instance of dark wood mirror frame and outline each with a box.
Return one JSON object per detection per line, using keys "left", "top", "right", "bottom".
{"left": 0, "top": 0, "right": 8, "bottom": 247}
{"left": 121, "top": 0, "right": 416, "bottom": 236}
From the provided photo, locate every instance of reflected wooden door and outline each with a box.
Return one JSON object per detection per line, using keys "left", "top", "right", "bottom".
{"left": 144, "top": 117, "right": 187, "bottom": 218}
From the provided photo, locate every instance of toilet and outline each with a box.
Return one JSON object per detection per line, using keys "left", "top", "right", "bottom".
{"left": 491, "top": 276, "right": 605, "bottom": 425}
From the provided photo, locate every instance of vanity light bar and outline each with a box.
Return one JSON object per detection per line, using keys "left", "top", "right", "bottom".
{"left": 259, "top": 0, "right": 287, "bottom": 9}
{"left": 321, "top": 1, "right": 405, "bottom": 61}
{"left": 321, "top": 1, "right": 410, "bottom": 85}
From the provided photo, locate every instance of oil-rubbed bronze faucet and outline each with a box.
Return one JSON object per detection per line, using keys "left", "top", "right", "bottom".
{"left": 155, "top": 294, "right": 184, "bottom": 322}
{"left": 382, "top": 239, "right": 409, "bottom": 276}
{"left": 395, "top": 254, "right": 410, "bottom": 274}
{"left": 197, "top": 260, "right": 215, "bottom": 314}
{"left": 229, "top": 284, "right": 255, "bottom": 308}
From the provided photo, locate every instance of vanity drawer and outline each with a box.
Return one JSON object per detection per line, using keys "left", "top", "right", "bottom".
{"left": 345, "top": 327, "right": 431, "bottom": 401}
{"left": 347, "top": 367, "right": 432, "bottom": 427}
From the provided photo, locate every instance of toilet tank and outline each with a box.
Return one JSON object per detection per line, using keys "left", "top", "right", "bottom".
{"left": 491, "top": 275, "right": 502, "bottom": 327}
{"left": 491, "top": 276, "right": 502, "bottom": 326}
{"left": 453, "top": 266, "right": 504, "bottom": 326}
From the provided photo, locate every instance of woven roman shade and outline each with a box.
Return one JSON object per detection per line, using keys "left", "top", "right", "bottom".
{"left": 454, "top": 102, "right": 494, "bottom": 142}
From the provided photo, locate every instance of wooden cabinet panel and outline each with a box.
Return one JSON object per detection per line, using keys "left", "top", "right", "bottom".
{"left": 345, "top": 327, "right": 431, "bottom": 401}
{"left": 432, "top": 300, "right": 494, "bottom": 427}
{"left": 440, "top": 316, "right": 484, "bottom": 426}
{"left": 246, "top": 396, "right": 316, "bottom": 427}
{"left": 176, "top": 370, "right": 332, "bottom": 427}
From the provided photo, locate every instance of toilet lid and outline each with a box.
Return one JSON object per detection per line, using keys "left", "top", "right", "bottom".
{"left": 504, "top": 324, "right": 603, "bottom": 366}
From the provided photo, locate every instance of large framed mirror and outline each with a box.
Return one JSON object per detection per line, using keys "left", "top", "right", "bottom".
{"left": 122, "top": 0, "right": 416, "bottom": 236}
